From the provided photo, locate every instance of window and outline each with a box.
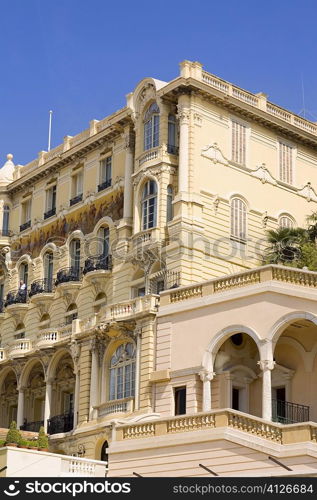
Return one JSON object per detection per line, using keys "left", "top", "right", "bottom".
{"left": 279, "top": 215, "right": 294, "bottom": 229}
{"left": 232, "top": 388, "right": 240, "bottom": 411}
{"left": 174, "top": 386, "right": 186, "bottom": 415}
{"left": 71, "top": 171, "right": 83, "bottom": 205}
{"left": 65, "top": 303, "right": 78, "bottom": 325}
{"left": 2, "top": 205, "right": 10, "bottom": 236}
{"left": 44, "top": 252, "right": 54, "bottom": 291}
{"left": 231, "top": 120, "right": 247, "bottom": 165}
{"left": 21, "top": 199, "right": 31, "bottom": 229}
{"left": 70, "top": 239, "right": 81, "bottom": 272}
{"left": 14, "top": 323, "right": 25, "bottom": 340}
{"left": 45, "top": 185, "right": 56, "bottom": 218}
{"left": 19, "top": 263, "right": 28, "bottom": 287}
{"left": 94, "top": 292, "right": 107, "bottom": 314}
{"left": 39, "top": 313, "right": 50, "bottom": 330}
{"left": 98, "top": 227, "right": 110, "bottom": 259}
{"left": 230, "top": 198, "right": 247, "bottom": 243}
{"left": 167, "top": 114, "right": 177, "bottom": 154}
{"left": 141, "top": 180, "right": 157, "bottom": 230}
{"left": 279, "top": 142, "right": 293, "bottom": 185}
{"left": 166, "top": 185, "right": 174, "bottom": 223}
{"left": 109, "top": 343, "right": 136, "bottom": 400}
{"left": 98, "top": 157, "right": 112, "bottom": 191}
{"left": 144, "top": 103, "right": 160, "bottom": 151}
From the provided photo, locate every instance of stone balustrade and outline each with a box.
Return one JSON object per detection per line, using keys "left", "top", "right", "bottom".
{"left": 161, "top": 265, "right": 317, "bottom": 305}
{"left": 9, "top": 339, "right": 33, "bottom": 357}
{"left": 106, "top": 295, "right": 159, "bottom": 321}
{"left": 115, "top": 408, "right": 317, "bottom": 445}
{"left": 36, "top": 329, "right": 60, "bottom": 348}
{"left": 0, "top": 348, "right": 6, "bottom": 362}
{"left": 201, "top": 69, "right": 317, "bottom": 136}
{"left": 96, "top": 397, "right": 134, "bottom": 417}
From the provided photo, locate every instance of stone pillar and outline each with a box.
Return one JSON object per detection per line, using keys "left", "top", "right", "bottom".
{"left": 177, "top": 94, "right": 190, "bottom": 195}
{"left": 73, "top": 369, "right": 80, "bottom": 429}
{"left": 44, "top": 381, "right": 52, "bottom": 433}
{"left": 17, "top": 388, "right": 24, "bottom": 429}
{"left": 258, "top": 360, "right": 275, "bottom": 421}
{"left": 89, "top": 337, "right": 105, "bottom": 420}
{"left": 123, "top": 135, "right": 134, "bottom": 221}
{"left": 199, "top": 370, "right": 215, "bottom": 412}
{"left": 134, "top": 326, "right": 142, "bottom": 411}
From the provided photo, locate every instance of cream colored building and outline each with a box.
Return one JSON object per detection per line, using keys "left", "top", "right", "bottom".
{"left": 1, "top": 60, "right": 317, "bottom": 476}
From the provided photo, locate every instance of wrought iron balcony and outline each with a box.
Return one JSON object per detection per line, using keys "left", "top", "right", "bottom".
{"left": 70, "top": 193, "right": 83, "bottom": 206}
{"left": 83, "top": 255, "right": 112, "bottom": 274}
{"left": 55, "top": 267, "right": 82, "bottom": 286}
{"left": 29, "top": 278, "right": 54, "bottom": 297}
{"left": 47, "top": 412, "right": 74, "bottom": 435}
{"left": 5, "top": 289, "right": 28, "bottom": 306}
{"left": 167, "top": 144, "right": 179, "bottom": 155}
{"left": 272, "top": 398, "right": 310, "bottom": 424}
{"left": 20, "top": 220, "right": 31, "bottom": 232}
{"left": 44, "top": 207, "right": 56, "bottom": 219}
{"left": 97, "top": 179, "right": 112, "bottom": 192}
{"left": 20, "top": 420, "right": 44, "bottom": 432}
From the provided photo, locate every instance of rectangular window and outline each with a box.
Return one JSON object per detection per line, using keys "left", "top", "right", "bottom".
{"left": 46, "top": 185, "right": 56, "bottom": 211}
{"left": 279, "top": 142, "right": 293, "bottom": 184}
{"left": 232, "top": 120, "right": 246, "bottom": 165}
{"left": 22, "top": 199, "right": 31, "bottom": 224}
{"left": 72, "top": 171, "right": 83, "bottom": 197}
{"left": 232, "top": 388, "right": 240, "bottom": 411}
{"left": 174, "top": 386, "right": 186, "bottom": 415}
{"left": 101, "top": 157, "right": 112, "bottom": 183}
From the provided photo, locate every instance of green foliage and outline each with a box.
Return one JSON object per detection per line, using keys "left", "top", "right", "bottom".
{"left": 37, "top": 426, "right": 49, "bottom": 449}
{"left": 27, "top": 440, "right": 38, "bottom": 448}
{"left": 18, "top": 439, "right": 28, "bottom": 447}
{"left": 0, "top": 439, "right": 5, "bottom": 447}
{"left": 5, "top": 421, "right": 22, "bottom": 445}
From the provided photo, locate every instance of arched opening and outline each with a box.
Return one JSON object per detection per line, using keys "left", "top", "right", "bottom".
{"left": 109, "top": 343, "right": 136, "bottom": 401}
{"left": 15, "top": 323, "right": 25, "bottom": 340}
{"left": 213, "top": 332, "right": 260, "bottom": 416}
{"left": 0, "top": 370, "right": 18, "bottom": 427}
{"left": 141, "top": 180, "right": 157, "bottom": 230}
{"left": 21, "top": 361, "right": 45, "bottom": 431}
{"left": 94, "top": 292, "right": 107, "bottom": 314}
{"left": 69, "top": 238, "right": 81, "bottom": 276}
{"left": 100, "top": 440, "right": 109, "bottom": 463}
{"left": 39, "top": 313, "right": 50, "bottom": 330}
{"left": 44, "top": 251, "right": 54, "bottom": 291}
{"left": 48, "top": 352, "right": 75, "bottom": 435}
{"left": 273, "top": 318, "right": 317, "bottom": 423}
{"left": 144, "top": 102, "right": 160, "bottom": 151}
{"left": 65, "top": 303, "right": 78, "bottom": 325}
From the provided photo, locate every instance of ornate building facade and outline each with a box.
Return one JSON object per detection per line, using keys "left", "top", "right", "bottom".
{"left": 1, "top": 61, "right": 317, "bottom": 475}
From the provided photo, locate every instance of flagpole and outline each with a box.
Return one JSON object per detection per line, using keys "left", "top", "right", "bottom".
{"left": 48, "top": 110, "right": 53, "bottom": 151}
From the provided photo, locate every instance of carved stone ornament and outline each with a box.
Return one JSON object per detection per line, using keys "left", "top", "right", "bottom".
{"left": 70, "top": 341, "right": 81, "bottom": 367}
{"left": 250, "top": 163, "right": 277, "bottom": 185}
{"left": 199, "top": 369, "right": 215, "bottom": 383}
{"left": 132, "top": 165, "right": 176, "bottom": 188}
{"left": 257, "top": 360, "right": 275, "bottom": 371}
{"left": 201, "top": 143, "right": 228, "bottom": 166}
{"left": 297, "top": 182, "right": 317, "bottom": 203}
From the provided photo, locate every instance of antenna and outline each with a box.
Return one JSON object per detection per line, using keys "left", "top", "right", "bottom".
{"left": 299, "top": 73, "right": 306, "bottom": 119}
{"left": 48, "top": 110, "right": 53, "bottom": 151}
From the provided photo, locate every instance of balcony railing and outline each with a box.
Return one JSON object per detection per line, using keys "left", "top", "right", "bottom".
{"left": 44, "top": 207, "right": 56, "bottom": 219}
{"left": 5, "top": 289, "right": 28, "bottom": 306}
{"left": 0, "top": 348, "right": 6, "bottom": 361}
{"left": 97, "top": 397, "right": 134, "bottom": 418}
{"left": 47, "top": 412, "right": 74, "bottom": 435}
{"left": 20, "top": 220, "right": 31, "bottom": 232}
{"left": 83, "top": 255, "right": 112, "bottom": 274}
{"left": 70, "top": 193, "right": 83, "bottom": 206}
{"left": 20, "top": 420, "right": 44, "bottom": 432}
{"left": 272, "top": 398, "right": 310, "bottom": 424}
{"left": 9, "top": 339, "right": 32, "bottom": 356}
{"left": 55, "top": 267, "right": 82, "bottom": 286}
{"left": 97, "top": 179, "right": 112, "bottom": 192}
{"left": 167, "top": 144, "right": 179, "bottom": 155}
{"left": 29, "top": 279, "right": 54, "bottom": 297}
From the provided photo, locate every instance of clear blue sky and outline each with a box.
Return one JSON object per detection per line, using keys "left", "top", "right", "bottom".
{"left": 1, "top": 0, "right": 317, "bottom": 165}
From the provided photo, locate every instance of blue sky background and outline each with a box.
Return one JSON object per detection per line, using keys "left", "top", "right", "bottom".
{"left": 1, "top": 0, "right": 317, "bottom": 165}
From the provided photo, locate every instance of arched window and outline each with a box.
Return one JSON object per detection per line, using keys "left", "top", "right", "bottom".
{"left": 98, "top": 227, "right": 110, "bottom": 260}
{"left": 141, "top": 180, "right": 157, "bottom": 230}
{"left": 70, "top": 239, "right": 81, "bottom": 273}
{"left": 100, "top": 441, "right": 109, "bottom": 464}
{"left": 44, "top": 252, "right": 54, "bottom": 292}
{"left": 166, "top": 185, "right": 174, "bottom": 223}
{"left": 144, "top": 103, "right": 160, "bottom": 151}
{"left": 2, "top": 205, "right": 10, "bottom": 236}
{"left": 94, "top": 292, "right": 107, "bottom": 314}
{"left": 167, "top": 114, "right": 177, "bottom": 154}
{"left": 39, "top": 313, "right": 50, "bottom": 330}
{"left": 15, "top": 323, "right": 25, "bottom": 340}
{"left": 19, "top": 262, "right": 28, "bottom": 287}
{"left": 109, "top": 343, "right": 136, "bottom": 401}
{"left": 65, "top": 303, "right": 78, "bottom": 325}
{"left": 230, "top": 198, "right": 247, "bottom": 243}
{"left": 279, "top": 215, "right": 294, "bottom": 229}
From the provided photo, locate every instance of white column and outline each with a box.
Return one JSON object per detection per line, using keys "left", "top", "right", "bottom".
{"left": 177, "top": 95, "right": 190, "bottom": 194}
{"left": 199, "top": 370, "right": 214, "bottom": 412}
{"left": 123, "top": 138, "right": 134, "bottom": 220}
{"left": 17, "top": 388, "right": 24, "bottom": 429}
{"left": 89, "top": 342, "right": 99, "bottom": 420}
{"left": 258, "top": 360, "right": 275, "bottom": 421}
{"left": 134, "top": 327, "right": 142, "bottom": 411}
{"left": 73, "top": 369, "right": 80, "bottom": 428}
{"left": 44, "top": 381, "right": 52, "bottom": 433}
